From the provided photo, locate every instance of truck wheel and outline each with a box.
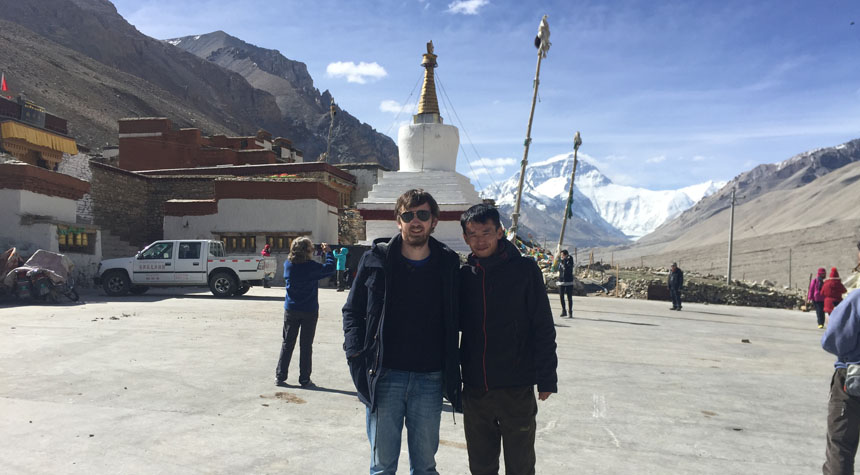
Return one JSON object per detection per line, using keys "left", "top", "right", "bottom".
{"left": 129, "top": 286, "right": 149, "bottom": 295}
{"left": 102, "top": 270, "right": 130, "bottom": 296}
{"left": 234, "top": 283, "right": 251, "bottom": 296}
{"left": 209, "top": 271, "right": 237, "bottom": 298}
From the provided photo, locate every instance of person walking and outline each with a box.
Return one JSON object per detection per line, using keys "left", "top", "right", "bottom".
{"left": 261, "top": 243, "right": 273, "bottom": 287}
{"left": 275, "top": 238, "right": 335, "bottom": 388}
{"left": 342, "top": 189, "right": 461, "bottom": 475}
{"left": 821, "top": 241, "right": 860, "bottom": 474}
{"left": 809, "top": 267, "right": 827, "bottom": 328}
{"left": 822, "top": 267, "right": 848, "bottom": 319}
{"left": 557, "top": 249, "right": 574, "bottom": 318}
{"left": 333, "top": 246, "right": 349, "bottom": 292}
{"left": 668, "top": 263, "right": 684, "bottom": 311}
{"left": 459, "top": 204, "right": 558, "bottom": 475}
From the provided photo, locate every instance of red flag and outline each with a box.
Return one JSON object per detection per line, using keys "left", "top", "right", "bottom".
{"left": 1, "top": 73, "right": 6, "bottom": 92}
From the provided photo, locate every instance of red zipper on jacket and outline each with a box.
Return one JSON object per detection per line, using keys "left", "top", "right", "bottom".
{"left": 478, "top": 262, "right": 489, "bottom": 392}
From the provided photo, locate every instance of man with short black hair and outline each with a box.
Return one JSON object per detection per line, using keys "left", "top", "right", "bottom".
{"left": 459, "top": 203, "right": 558, "bottom": 475}
{"left": 558, "top": 249, "right": 574, "bottom": 318}
{"left": 668, "top": 262, "right": 684, "bottom": 311}
{"left": 342, "top": 189, "right": 461, "bottom": 475}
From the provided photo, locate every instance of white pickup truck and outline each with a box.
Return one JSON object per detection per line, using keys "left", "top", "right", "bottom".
{"left": 95, "top": 239, "right": 277, "bottom": 298}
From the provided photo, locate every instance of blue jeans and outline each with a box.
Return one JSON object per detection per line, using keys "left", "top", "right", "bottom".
{"left": 366, "top": 369, "right": 443, "bottom": 475}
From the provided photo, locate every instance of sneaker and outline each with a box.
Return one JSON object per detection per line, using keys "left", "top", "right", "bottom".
{"left": 300, "top": 380, "right": 316, "bottom": 389}
{"left": 275, "top": 378, "right": 286, "bottom": 386}
{"left": 670, "top": 307, "right": 677, "bottom": 310}
{"left": 818, "top": 324, "right": 824, "bottom": 329}
{"left": 560, "top": 311, "right": 567, "bottom": 317}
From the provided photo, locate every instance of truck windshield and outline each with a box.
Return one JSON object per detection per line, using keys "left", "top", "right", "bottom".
{"left": 209, "top": 241, "right": 226, "bottom": 257}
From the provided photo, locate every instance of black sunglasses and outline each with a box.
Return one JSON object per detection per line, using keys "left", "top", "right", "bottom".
{"left": 400, "top": 210, "right": 432, "bottom": 222}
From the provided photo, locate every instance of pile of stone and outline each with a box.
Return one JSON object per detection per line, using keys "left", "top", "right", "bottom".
{"left": 543, "top": 265, "right": 806, "bottom": 310}
{"left": 617, "top": 278, "right": 804, "bottom": 309}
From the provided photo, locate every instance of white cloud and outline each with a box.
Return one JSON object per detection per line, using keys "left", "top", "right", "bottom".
{"left": 379, "top": 100, "right": 414, "bottom": 114}
{"left": 447, "top": 0, "right": 489, "bottom": 15}
{"left": 691, "top": 155, "right": 707, "bottom": 162}
{"left": 645, "top": 155, "right": 666, "bottom": 164}
{"left": 326, "top": 61, "right": 387, "bottom": 84}
{"left": 466, "top": 157, "right": 516, "bottom": 178}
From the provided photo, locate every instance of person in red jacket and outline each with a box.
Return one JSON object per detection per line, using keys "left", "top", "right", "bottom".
{"left": 821, "top": 267, "right": 848, "bottom": 316}
{"left": 809, "top": 267, "right": 827, "bottom": 328}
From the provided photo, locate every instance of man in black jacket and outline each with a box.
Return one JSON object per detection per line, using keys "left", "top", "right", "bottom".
{"left": 557, "top": 249, "right": 575, "bottom": 317}
{"left": 668, "top": 262, "right": 684, "bottom": 311}
{"left": 459, "top": 204, "right": 558, "bottom": 475}
{"left": 342, "top": 189, "right": 461, "bottom": 475}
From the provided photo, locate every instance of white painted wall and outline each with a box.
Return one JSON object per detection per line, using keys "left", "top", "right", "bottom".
{"left": 164, "top": 198, "right": 338, "bottom": 243}
{"left": 0, "top": 188, "right": 77, "bottom": 223}
{"left": 397, "top": 123, "right": 459, "bottom": 172}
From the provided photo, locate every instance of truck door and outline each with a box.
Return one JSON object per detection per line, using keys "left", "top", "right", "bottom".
{"left": 174, "top": 242, "right": 206, "bottom": 284}
{"left": 133, "top": 241, "right": 175, "bottom": 284}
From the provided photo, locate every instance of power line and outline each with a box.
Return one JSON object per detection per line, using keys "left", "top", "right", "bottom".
{"left": 384, "top": 73, "right": 422, "bottom": 138}
{"left": 435, "top": 71, "right": 502, "bottom": 193}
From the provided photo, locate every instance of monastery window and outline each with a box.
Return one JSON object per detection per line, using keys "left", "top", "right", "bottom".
{"left": 265, "top": 235, "right": 295, "bottom": 252}
{"left": 57, "top": 227, "right": 96, "bottom": 255}
{"left": 218, "top": 235, "right": 256, "bottom": 254}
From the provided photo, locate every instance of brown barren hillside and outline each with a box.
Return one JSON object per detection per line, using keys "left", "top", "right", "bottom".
{"left": 591, "top": 147, "right": 860, "bottom": 287}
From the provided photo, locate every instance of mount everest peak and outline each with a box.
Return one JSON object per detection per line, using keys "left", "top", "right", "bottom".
{"left": 482, "top": 153, "right": 726, "bottom": 246}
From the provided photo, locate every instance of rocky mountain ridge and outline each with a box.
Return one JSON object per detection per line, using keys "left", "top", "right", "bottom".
{"left": 482, "top": 153, "right": 724, "bottom": 247}
{"left": 0, "top": 0, "right": 397, "bottom": 168}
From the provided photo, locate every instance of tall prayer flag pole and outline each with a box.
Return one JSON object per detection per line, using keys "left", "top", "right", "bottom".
{"left": 552, "top": 132, "right": 582, "bottom": 271}
{"left": 508, "top": 15, "right": 551, "bottom": 242}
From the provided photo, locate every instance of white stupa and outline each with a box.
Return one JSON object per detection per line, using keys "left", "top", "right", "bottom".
{"left": 358, "top": 41, "right": 482, "bottom": 253}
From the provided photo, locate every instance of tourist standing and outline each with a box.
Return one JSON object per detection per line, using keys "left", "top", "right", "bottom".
{"left": 809, "top": 267, "right": 827, "bottom": 328}
{"left": 557, "top": 249, "right": 575, "bottom": 318}
{"left": 333, "top": 246, "right": 349, "bottom": 292}
{"left": 342, "top": 189, "right": 461, "bottom": 475}
{"left": 275, "top": 238, "right": 334, "bottom": 388}
{"left": 261, "top": 243, "right": 273, "bottom": 287}
{"left": 821, "top": 241, "right": 860, "bottom": 474}
{"left": 822, "top": 267, "right": 848, "bottom": 318}
{"left": 668, "top": 263, "right": 684, "bottom": 311}
{"left": 458, "top": 204, "right": 558, "bottom": 475}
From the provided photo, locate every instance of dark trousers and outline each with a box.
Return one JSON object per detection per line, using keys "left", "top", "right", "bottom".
{"left": 462, "top": 385, "right": 537, "bottom": 475}
{"left": 815, "top": 301, "right": 826, "bottom": 326}
{"left": 559, "top": 285, "right": 573, "bottom": 313}
{"left": 336, "top": 269, "right": 344, "bottom": 290}
{"left": 825, "top": 368, "right": 860, "bottom": 475}
{"left": 669, "top": 287, "right": 682, "bottom": 309}
{"left": 275, "top": 309, "right": 319, "bottom": 384}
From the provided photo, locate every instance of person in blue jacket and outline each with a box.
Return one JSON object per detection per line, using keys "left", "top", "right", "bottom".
{"left": 821, "top": 240, "right": 860, "bottom": 474}
{"left": 333, "top": 246, "right": 349, "bottom": 292}
{"left": 275, "top": 237, "right": 335, "bottom": 387}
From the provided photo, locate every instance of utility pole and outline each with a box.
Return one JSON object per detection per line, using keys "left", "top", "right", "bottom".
{"left": 788, "top": 248, "right": 792, "bottom": 288}
{"left": 552, "top": 131, "right": 582, "bottom": 271}
{"left": 727, "top": 187, "right": 736, "bottom": 285}
{"left": 324, "top": 97, "right": 336, "bottom": 163}
{"left": 509, "top": 15, "right": 551, "bottom": 242}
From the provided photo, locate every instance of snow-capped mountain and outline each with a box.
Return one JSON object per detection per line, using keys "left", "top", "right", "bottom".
{"left": 482, "top": 153, "right": 726, "bottom": 246}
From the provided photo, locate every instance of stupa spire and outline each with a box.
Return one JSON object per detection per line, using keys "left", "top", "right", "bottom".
{"left": 415, "top": 41, "right": 441, "bottom": 124}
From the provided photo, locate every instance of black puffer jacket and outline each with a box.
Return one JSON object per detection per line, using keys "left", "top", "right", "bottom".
{"left": 342, "top": 234, "right": 461, "bottom": 410}
{"left": 460, "top": 238, "right": 558, "bottom": 393}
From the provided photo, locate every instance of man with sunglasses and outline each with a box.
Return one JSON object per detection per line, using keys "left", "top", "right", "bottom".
{"left": 343, "top": 189, "right": 461, "bottom": 475}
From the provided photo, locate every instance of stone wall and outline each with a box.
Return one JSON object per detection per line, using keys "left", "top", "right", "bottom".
{"left": 57, "top": 153, "right": 94, "bottom": 224}
{"left": 90, "top": 162, "right": 150, "bottom": 246}
{"left": 338, "top": 208, "right": 366, "bottom": 245}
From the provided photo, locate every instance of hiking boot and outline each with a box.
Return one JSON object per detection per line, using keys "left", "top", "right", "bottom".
{"left": 560, "top": 311, "right": 567, "bottom": 317}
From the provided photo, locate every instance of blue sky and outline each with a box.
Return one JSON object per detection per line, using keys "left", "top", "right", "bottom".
{"left": 111, "top": 0, "right": 860, "bottom": 191}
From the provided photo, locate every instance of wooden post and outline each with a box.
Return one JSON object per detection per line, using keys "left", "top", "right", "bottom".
{"left": 615, "top": 264, "right": 620, "bottom": 297}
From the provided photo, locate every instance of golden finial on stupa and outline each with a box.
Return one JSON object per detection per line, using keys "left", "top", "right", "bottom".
{"left": 415, "top": 41, "right": 441, "bottom": 123}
